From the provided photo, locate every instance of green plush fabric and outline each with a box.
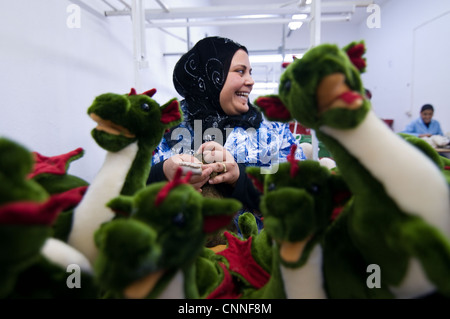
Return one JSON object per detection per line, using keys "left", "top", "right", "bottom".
{"left": 0, "top": 137, "right": 97, "bottom": 299}
{"left": 398, "top": 133, "right": 450, "bottom": 185}
{"left": 253, "top": 41, "right": 450, "bottom": 298}
{"left": 94, "top": 178, "right": 242, "bottom": 298}
{"left": 0, "top": 138, "right": 48, "bottom": 205}
{"left": 245, "top": 161, "right": 352, "bottom": 297}
{"left": 87, "top": 90, "right": 183, "bottom": 196}
{"left": 0, "top": 138, "right": 53, "bottom": 298}
{"left": 6, "top": 256, "right": 97, "bottom": 299}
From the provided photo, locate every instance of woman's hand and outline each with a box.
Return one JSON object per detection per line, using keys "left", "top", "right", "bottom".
{"left": 162, "top": 154, "right": 212, "bottom": 192}
{"left": 197, "top": 141, "right": 240, "bottom": 187}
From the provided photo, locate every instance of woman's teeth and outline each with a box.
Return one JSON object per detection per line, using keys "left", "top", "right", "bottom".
{"left": 236, "top": 92, "right": 249, "bottom": 97}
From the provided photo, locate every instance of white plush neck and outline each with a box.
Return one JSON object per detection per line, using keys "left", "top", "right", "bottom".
{"left": 280, "top": 244, "right": 327, "bottom": 299}
{"left": 320, "top": 111, "right": 450, "bottom": 236}
{"left": 41, "top": 237, "right": 92, "bottom": 274}
{"left": 157, "top": 270, "right": 185, "bottom": 299}
{"left": 68, "top": 142, "right": 139, "bottom": 264}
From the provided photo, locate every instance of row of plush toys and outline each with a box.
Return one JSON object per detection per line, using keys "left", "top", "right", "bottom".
{"left": 1, "top": 41, "right": 450, "bottom": 299}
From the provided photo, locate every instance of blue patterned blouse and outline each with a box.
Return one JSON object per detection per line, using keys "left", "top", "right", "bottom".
{"left": 151, "top": 116, "right": 306, "bottom": 169}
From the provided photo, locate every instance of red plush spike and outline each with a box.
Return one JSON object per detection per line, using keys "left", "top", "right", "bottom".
{"left": 206, "top": 262, "right": 242, "bottom": 299}
{"left": 217, "top": 232, "right": 270, "bottom": 289}
{"left": 203, "top": 214, "right": 233, "bottom": 233}
{"left": 346, "top": 43, "right": 366, "bottom": 72}
{"left": 160, "top": 100, "right": 181, "bottom": 124}
{"left": 286, "top": 144, "right": 299, "bottom": 178}
{"left": 28, "top": 148, "right": 84, "bottom": 179}
{"left": 247, "top": 173, "right": 264, "bottom": 193}
{"left": 155, "top": 167, "right": 192, "bottom": 206}
{"left": 142, "top": 88, "right": 157, "bottom": 97}
{"left": 128, "top": 88, "right": 137, "bottom": 96}
{"left": 331, "top": 190, "right": 352, "bottom": 221}
{"left": 281, "top": 55, "right": 298, "bottom": 69}
{"left": 255, "top": 96, "right": 291, "bottom": 121}
{"left": 0, "top": 186, "right": 87, "bottom": 225}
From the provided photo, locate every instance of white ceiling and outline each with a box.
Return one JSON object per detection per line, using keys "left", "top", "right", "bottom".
{"left": 76, "top": 0, "right": 388, "bottom": 94}
{"left": 100, "top": 0, "right": 384, "bottom": 27}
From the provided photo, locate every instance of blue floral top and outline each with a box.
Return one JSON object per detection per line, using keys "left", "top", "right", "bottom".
{"left": 152, "top": 116, "right": 306, "bottom": 168}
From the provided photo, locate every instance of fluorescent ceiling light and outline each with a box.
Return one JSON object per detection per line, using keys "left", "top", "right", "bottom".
{"left": 288, "top": 13, "right": 308, "bottom": 30}
{"left": 288, "top": 21, "right": 303, "bottom": 30}
{"left": 292, "top": 14, "right": 308, "bottom": 20}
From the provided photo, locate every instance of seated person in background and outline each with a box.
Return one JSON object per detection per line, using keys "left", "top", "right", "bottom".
{"left": 147, "top": 36, "right": 305, "bottom": 242}
{"left": 401, "top": 104, "right": 444, "bottom": 138}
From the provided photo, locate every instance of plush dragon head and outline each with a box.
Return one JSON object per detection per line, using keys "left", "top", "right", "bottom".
{"left": 93, "top": 168, "right": 242, "bottom": 298}
{"left": 253, "top": 41, "right": 450, "bottom": 299}
{"left": 247, "top": 146, "right": 350, "bottom": 266}
{"left": 255, "top": 41, "right": 369, "bottom": 131}
{"left": 88, "top": 88, "right": 182, "bottom": 152}
{"left": 0, "top": 137, "right": 91, "bottom": 298}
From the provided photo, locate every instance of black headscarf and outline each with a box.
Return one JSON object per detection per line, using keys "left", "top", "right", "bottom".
{"left": 166, "top": 36, "right": 262, "bottom": 149}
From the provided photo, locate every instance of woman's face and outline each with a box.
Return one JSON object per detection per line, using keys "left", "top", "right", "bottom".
{"left": 219, "top": 49, "right": 254, "bottom": 116}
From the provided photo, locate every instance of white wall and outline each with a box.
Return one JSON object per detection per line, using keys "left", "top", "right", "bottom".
{"left": 359, "top": 0, "right": 450, "bottom": 133}
{"left": 0, "top": 0, "right": 214, "bottom": 183}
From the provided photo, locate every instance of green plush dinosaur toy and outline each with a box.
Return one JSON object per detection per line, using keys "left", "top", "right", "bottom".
{"left": 398, "top": 133, "right": 450, "bottom": 185}
{"left": 67, "top": 88, "right": 182, "bottom": 265}
{"left": 29, "top": 147, "right": 89, "bottom": 242}
{"left": 0, "top": 137, "right": 97, "bottom": 298}
{"left": 93, "top": 167, "right": 243, "bottom": 299}
{"left": 254, "top": 41, "right": 450, "bottom": 298}
{"left": 243, "top": 147, "right": 350, "bottom": 298}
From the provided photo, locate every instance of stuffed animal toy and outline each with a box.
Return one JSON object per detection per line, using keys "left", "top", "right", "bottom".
{"left": 67, "top": 88, "right": 182, "bottom": 264}
{"left": 93, "top": 167, "right": 243, "bottom": 299}
{"left": 0, "top": 137, "right": 97, "bottom": 298}
{"left": 399, "top": 133, "right": 450, "bottom": 185}
{"left": 243, "top": 146, "right": 350, "bottom": 298}
{"left": 29, "top": 147, "right": 89, "bottom": 242}
{"left": 254, "top": 41, "right": 450, "bottom": 298}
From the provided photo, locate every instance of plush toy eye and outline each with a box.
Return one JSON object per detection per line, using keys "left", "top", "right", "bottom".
{"left": 141, "top": 103, "right": 150, "bottom": 112}
{"left": 172, "top": 212, "right": 186, "bottom": 227}
{"left": 309, "top": 183, "right": 320, "bottom": 195}
{"left": 268, "top": 183, "right": 276, "bottom": 191}
{"left": 283, "top": 80, "right": 291, "bottom": 93}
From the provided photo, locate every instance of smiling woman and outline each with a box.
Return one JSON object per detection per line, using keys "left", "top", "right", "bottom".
{"left": 147, "top": 36, "right": 306, "bottom": 240}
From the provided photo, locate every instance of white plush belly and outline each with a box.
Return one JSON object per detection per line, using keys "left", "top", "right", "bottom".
{"left": 280, "top": 244, "right": 326, "bottom": 299}
{"left": 321, "top": 111, "right": 450, "bottom": 237}
{"left": 68, "top": 142, "right": 138, "bottom": 263}
{"left": 157, "top": 270, "right": 185, "bottom": 299}
{"left": 388, "top": 257, "right": 435, "bottom": 298}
